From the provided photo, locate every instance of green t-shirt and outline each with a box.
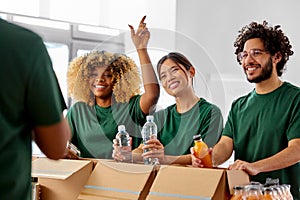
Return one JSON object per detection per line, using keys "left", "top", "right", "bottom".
{"left": 223, "top": 82, "right": 300, "bottom": 199}
{"left": 66, "top": 95, "right": 145, "bottom": 158}
{"left": 154, "top": 98, "right": 223, "bottom": 156}
{"left": 0, "top": 19, "right": 66, "bottom": 199}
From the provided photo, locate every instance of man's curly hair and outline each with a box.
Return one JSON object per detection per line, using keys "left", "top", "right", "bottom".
{"left": 67, "top": 51, "right": 141, "bottom": 106}
{"left": 234, "top": 21, "right": 294, "bottom": 76}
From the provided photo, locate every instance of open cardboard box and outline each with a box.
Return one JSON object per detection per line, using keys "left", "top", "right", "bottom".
{"left": 32, "top": 157, "right": 94, "bottom": 200}
{"left": 31, "top": 157, "right": 249, "bottom": 199}
{"left": 78, "top": 159, "right": 158, "bottom": 200}
{"left": 146, "top": 165, "right": 250, "bottom": 200}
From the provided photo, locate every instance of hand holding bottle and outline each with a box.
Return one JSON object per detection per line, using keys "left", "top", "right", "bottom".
{"left": 190, "top": 134, "right": 213, "bottom": 168}
{"left": 64, "top": 142, "right": 81, "bottom": 159}
{"left": 112, "top": 125, "right": 132, "bottom": 163}
{"left": 142, "top": 115, "right": 160, "bottom": 165}
{"left": 112, "top": 139, "right": 123, "bottom": 162}
{"left": 142, "top": 138, "right": 164, "bottom": 164}
{"left": 112, "top": 137, "right": 133, "bottom": 162}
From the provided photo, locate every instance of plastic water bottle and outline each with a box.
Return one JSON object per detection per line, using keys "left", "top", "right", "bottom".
{"left": 141, "top": 115, "right": 159, "bottom": 165}
{"left": 115, "top": 125, "right": 132, "bottom": 163}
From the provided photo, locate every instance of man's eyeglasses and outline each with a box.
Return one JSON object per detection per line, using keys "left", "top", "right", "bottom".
{"left": 237, "top": 49, "right": 268, "bottom": 62}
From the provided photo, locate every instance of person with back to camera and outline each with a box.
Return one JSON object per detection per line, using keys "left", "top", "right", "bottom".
{"left": 192, "top": 21, "right": 300, "bottom": 199}
{"left": 113, "top": 49, "right": 223, "bottom": 165}
{"left": 0, "top": 19, "right": 71, "bottom": 199}
{"left": 66, "top": 16, "right": 160, "bottom": 159}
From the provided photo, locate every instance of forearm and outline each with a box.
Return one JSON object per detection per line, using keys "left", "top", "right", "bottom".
{"left": 138, "top": 49, "right": 159, "bottom": 90}
{"left": 212, "top": 136, "right": 233, "bottom": 166}
{"left": 251, "top": 139, "right": 300, "bottom": 173}
{"left": 161, "top": 154, "right": 192, "bottom": 166}
{"left": 137, "top": 49, "right": 159, "bottom": 113}
{"left": 34, "top": 117, "right": 71, "bottom": 160}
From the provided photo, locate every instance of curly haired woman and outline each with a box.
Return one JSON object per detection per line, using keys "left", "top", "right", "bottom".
{"left": 66, "top": 16, "right": 159, "bottom": 159}
{"left": 211, "top": 21, "right": 300, "bottom": 199}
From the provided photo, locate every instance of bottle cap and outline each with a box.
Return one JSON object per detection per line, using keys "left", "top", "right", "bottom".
{"left": 193, "top": 134, "right": 202, "bottom": 141}
{"left": 118, "top": 125, "right": 126, "bottom": 132}
{"left": 146, "top": 115, "right": 154, "bottom": 121}
{"left": 233, "top": 185, "right": 245, "bottom": 190}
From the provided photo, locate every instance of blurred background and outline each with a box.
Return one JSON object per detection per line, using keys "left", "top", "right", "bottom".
{"left": 2, "top": 0, "right": 299, "bottom": 164}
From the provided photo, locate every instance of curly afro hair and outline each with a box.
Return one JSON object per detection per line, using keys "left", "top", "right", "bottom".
{"left": 234, "top": 21, "right": 294, "bottom": 76}
{"left": 67, "top": 51, "right": 141, "bottom": 106}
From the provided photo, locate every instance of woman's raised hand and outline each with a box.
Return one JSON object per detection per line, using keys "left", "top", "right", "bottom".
{"left": 128, "top": 16, "right": 150, "bottom": 50}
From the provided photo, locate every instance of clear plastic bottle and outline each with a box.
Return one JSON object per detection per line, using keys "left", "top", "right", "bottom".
{"left": 141, "top": 115, "right": 159, "bottom": 165}
{"left": 192, "top": 134, "right": 212, "bottom": 168}
{"left": 115, "top": 125, "right": 132, "bottom": 163}
{"left": 271, "top": 186, "right": 282, "bottom": 200}
{"left": 281, "top": 184, "right": 293, "bottom": 200}
{"left": 67, "top": 142, "right": 81, "bottom": 159}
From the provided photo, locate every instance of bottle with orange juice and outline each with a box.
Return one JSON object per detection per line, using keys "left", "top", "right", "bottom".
{"left": 230, "top": 185, "right": 245, "bottom": 200}
{"left": 262, "top": 187, "right": 274, "bottom": 200}
{"left": 192, "top": 134, "right": 212, "bottom": 168}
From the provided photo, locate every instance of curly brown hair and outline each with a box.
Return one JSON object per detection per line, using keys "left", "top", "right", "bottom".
{"left": 67, "top": 51, "right": 141, "bottom": 106}
{"left": 234, "top": 21, "right": 294, "bottom": 76}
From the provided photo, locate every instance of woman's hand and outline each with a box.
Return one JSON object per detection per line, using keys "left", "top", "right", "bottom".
{"left": 190, "top": 147, "right": 213, "bottom": 168}
{"left": 128, "top": 15, "right": 150, "bottom": 50}
{"left": 190, "top": 147, "right": 204, "bottom": 168}
{"left": 112, "top": 139, "right": 124, "bottom": 162}
{"left": 142, "top": 138, "right": 165, "bottom": 163}
{"left": 112, "top": 137, "right": 133, "bottom": 162}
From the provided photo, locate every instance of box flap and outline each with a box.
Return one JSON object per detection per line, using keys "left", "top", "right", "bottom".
{"left": 148, "top": 165, "right": 225, "bottom": 199}
{"left": 226, "top": 170, "right": 250, "bottom": 194}
{"left": 79, "top": 159, "right": 156, "bottom": 199}
{"left": 32, "top": 157, "right": 92, "bottom": 180}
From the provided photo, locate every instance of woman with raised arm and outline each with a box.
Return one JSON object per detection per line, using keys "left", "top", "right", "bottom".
{"left": 66, "top": 16, "right": 159, "bottom": 158}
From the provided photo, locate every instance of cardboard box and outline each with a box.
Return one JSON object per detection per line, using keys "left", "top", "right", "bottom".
{"left": 78, "top": 159, "right": 158, "bottom": 200}
{"left": 146, "top": 165, "right": 249, "bottom": 200}
{"left": 32, "top": 157, "right": 93, "bottom": 200}
{"left": 226, "top": 169, "right": 250, "bottom": 195}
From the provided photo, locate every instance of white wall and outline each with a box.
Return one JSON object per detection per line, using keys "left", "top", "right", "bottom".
{"left": 175, "top": 0, "right": 300, "bottom": 117}
{"left": 2, "top": 0, "right": 299, "bottom": 117}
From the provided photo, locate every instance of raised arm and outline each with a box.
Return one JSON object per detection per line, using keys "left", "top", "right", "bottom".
{"left": 129, "top": 16, "right": 159, "bottom": 114}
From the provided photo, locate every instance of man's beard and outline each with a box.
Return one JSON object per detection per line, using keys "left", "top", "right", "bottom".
{"left": 246, "top": 58, "right": 273, "bottom": 83}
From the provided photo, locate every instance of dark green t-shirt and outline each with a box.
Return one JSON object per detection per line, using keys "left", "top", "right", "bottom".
{"left": 66, "top": 95, "right": 145, "bottom": 158}
{"left": 154, "top": 98, "right": 223, "bottom": 155}
{"left": 223, "top": 82, "right": 300, "bottom": 199}
{"left": 0, "top": 19, "right": 66, "bottom": 199}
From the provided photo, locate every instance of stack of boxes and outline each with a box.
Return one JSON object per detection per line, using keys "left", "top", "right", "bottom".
{"left": 32, "top": 157, "right": 249, "bottom": 200}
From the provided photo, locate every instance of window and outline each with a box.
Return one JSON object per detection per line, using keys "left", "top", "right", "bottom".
{"left": 45, "top": 42, "right": 69, "bottom": 104}
{"left": 0, "top": 0, "right": 39, "bottom": 16}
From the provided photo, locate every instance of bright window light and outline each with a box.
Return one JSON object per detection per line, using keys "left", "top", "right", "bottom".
{"left": 78, "top": 25, "right": 120, "bottom": 36}
{"left": 0, "top": 0, "right": 39, "bottom": 16}
{"left": 13, "top": 16, "right": 70, "bottom": 30}
{"left": 45, "top": 42, "right": 69, "bottom": 104}
{"left": 0, "top": 13, "right": 7, "bottom": 19}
